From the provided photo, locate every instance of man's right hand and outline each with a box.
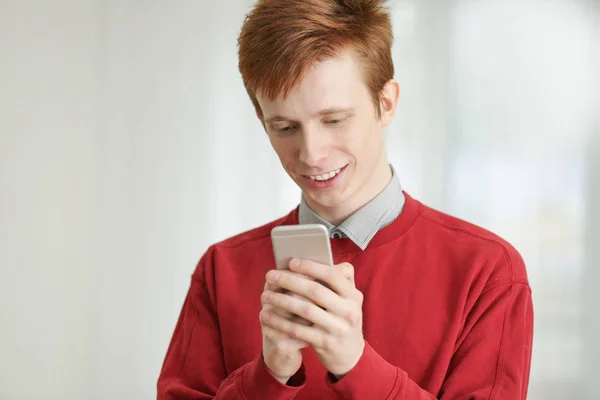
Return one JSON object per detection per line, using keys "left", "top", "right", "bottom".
{"left": 259, "top": 279, "right": 310, "bottom": 384}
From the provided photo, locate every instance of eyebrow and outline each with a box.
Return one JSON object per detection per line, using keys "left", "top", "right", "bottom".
{"left": 265, "top": 107, "right": 354, "bottom": 124}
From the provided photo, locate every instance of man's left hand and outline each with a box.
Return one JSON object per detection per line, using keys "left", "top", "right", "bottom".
{"left": 260, "top": 259, "right": 365, "bottom": 378}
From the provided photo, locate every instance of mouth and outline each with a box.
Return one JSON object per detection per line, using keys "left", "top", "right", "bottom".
{"left": 301, "top": 165, "right": 348, "bottom": 188}
{"left": 306, "top": 167, "right": 343, "bottom": 182}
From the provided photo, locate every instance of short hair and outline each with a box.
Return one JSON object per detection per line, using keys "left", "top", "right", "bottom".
{"left": 238, "top": 0, "right": 394, "bottom": 118}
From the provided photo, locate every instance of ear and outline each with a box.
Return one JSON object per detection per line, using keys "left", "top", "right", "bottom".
{"left": 255, "top": 107, "right": 268, "bottom": 132}
{"left": 255, "top": 107, "right": 263, "bottom": 121}
{"left": 378, "top": 79, "right": 400, "bottom": 127}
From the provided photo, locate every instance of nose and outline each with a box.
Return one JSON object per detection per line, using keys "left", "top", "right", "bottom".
{"left": 298, "top": 125, "right": 330, "bottom": 167}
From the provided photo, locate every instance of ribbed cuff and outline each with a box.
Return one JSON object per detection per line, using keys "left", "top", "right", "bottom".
{"left": 241, "top": 353, "right": 306, "bottom": 400}
{"left": 327, "top": 341, "right": 399, "bottom": 398}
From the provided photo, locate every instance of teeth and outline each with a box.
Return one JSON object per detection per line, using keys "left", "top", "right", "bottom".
{"left": 310, "top": 168, "right": 342, "bottom": 181}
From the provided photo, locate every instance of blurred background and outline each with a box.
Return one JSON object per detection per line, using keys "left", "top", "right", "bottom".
{"left": 0, "top": 0, "right": 598, "bottom": 398}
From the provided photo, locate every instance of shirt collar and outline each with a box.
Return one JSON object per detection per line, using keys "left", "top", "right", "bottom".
{"left": 298, "top": 165, "right": 405, "bottom": 250}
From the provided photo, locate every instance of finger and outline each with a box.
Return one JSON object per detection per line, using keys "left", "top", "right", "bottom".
{"left": 265, "top": 271, "right": 349, "bottom": 317}
{"left": 268, "top": 304, "right": 312, "bottom": 326}
{"left": 266, "top": 271, "right": 313, "bottom": 296}
{"left": 265, "top": 269, "right": 319, "bottom": 300}
{"left": 261, "top": 324, "right": 309, "bottom": 350}
{"left": 268, "top": 304, "right": 314, "bottom": 326}
{"left": 338, "top": 262, "right": 355, "bottom": 284}
{"left": 263, "top": 278, "right": 314, "bottom": 323}
{"left": 282, "top": 293, "right": 315, "bottom": 326}
{"left": 261, "top": 308, "right": 329, "bottom": 349}
{"left": 264, "top": 276, "right": 286, "bottom": 294}
{"left": 262, "top": 290, "right": 347, "bottom": 334}
{"left": 285, "top": 259, "right": 355, "bottom": 298}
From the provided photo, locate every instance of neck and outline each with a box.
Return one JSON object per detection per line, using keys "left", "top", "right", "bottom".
{"left": 308, "top": 157, "right": 392, "bottom": 225}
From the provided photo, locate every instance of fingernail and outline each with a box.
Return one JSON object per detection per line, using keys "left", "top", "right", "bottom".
{"left": 260, "top": 309, "right": 270, "bottom": 321}
{"left": 267, "top": 271, "right": 279, "bottom": 282}
{"left": 289, "top": 258, "right": 300, "bottom": 268}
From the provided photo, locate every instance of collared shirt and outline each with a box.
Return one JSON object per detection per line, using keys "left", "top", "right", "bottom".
{"left": 298, "top": 165, "right": 405, "bottom": 250}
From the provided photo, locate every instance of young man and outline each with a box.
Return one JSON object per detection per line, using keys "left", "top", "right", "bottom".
{"left": 157, "top": 0, "right": 534, "bottom": 399}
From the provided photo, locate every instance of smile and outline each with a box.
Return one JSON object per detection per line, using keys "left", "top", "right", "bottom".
{"left": 308, "top": 168, "right": 342, "bottom": 181}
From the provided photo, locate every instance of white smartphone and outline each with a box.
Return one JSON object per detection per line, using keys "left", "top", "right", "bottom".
{"left": 271, "top": 224, "right": 333, "bottom": 270}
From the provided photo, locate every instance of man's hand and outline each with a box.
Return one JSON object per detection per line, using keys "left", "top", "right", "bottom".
{"left": 260, "top": 280, "right": 310, "bottom": 384}
{"left": 260, "top": 259, "right": 365, "bottom": 378}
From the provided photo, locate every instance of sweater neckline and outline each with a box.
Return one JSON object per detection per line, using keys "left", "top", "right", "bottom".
{"left": 285, "top": 191, "right": 422, "bottom": 255}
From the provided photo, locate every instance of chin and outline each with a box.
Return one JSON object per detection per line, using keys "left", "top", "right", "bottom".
{"left": 305, "top": 191, "right": 346, "bottom": 210}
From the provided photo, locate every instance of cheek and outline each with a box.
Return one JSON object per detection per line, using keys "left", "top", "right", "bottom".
{"left": 338, "top": 124, "right": 382, "bottom": 169}
{"left": 338, "top": 122, "right": 373, "bottom": 152}
{"left": 269, "top": 137, "right": 298, "bottom": 164}
{"left": 360, "top": 119, "right": 382, "bottom": 148}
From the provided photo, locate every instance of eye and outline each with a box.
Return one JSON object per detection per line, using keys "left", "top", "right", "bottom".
{"left": 278, "top": 125, "right": 297, "bottom": 134}
{"left": 325, "top": 118, "right": 345, "bottom": 126}
{"left": 272, "top": 125, "right": 297, "bottom": 135}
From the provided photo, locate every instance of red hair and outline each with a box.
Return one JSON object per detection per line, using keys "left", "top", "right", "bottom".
{"left": 238, "top": 0, "right": 394, "bottom": 118}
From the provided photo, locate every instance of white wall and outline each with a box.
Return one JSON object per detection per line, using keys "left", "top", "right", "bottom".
{"left": 1, "top": 1, "right": 289, "bottom": 399}
{"left": 583, "top": 1, "right": 600, "bottom": 396}
{"left": 89, "top": 2, "right": 289, "bottom": 398}
{"left": 1, "top": 1, "right": 597, "bottom": 399}
{"left": 0, "top": 1, "right": 98, "bottom": 397}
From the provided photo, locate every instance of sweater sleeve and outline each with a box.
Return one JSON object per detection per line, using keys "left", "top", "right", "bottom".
{"left": 157, "top": 250, "right": 307, "bottom": 399}
{"left": 326, "top": 282, "right": 534, "bottom": 399}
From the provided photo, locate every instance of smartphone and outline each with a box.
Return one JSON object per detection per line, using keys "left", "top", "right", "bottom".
{"left": 271, "top": 224, "right": 333, "bottom": 270}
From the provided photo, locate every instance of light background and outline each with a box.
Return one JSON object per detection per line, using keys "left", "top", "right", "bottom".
{"left": 1, "top": 0, "right": 598, "bottom": 398}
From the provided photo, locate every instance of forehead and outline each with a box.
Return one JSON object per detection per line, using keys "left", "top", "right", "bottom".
{"left": 257, "top": 52, "right": 371, "bottom": 119}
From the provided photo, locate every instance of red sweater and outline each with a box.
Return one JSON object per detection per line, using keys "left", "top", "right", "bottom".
{"left": 158, "top": 192, "right": 533, "bottom": 399}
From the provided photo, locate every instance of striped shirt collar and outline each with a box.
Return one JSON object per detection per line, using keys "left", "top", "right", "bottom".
{"left": 298, "top": 165, "right": 405, "bottom": 250}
